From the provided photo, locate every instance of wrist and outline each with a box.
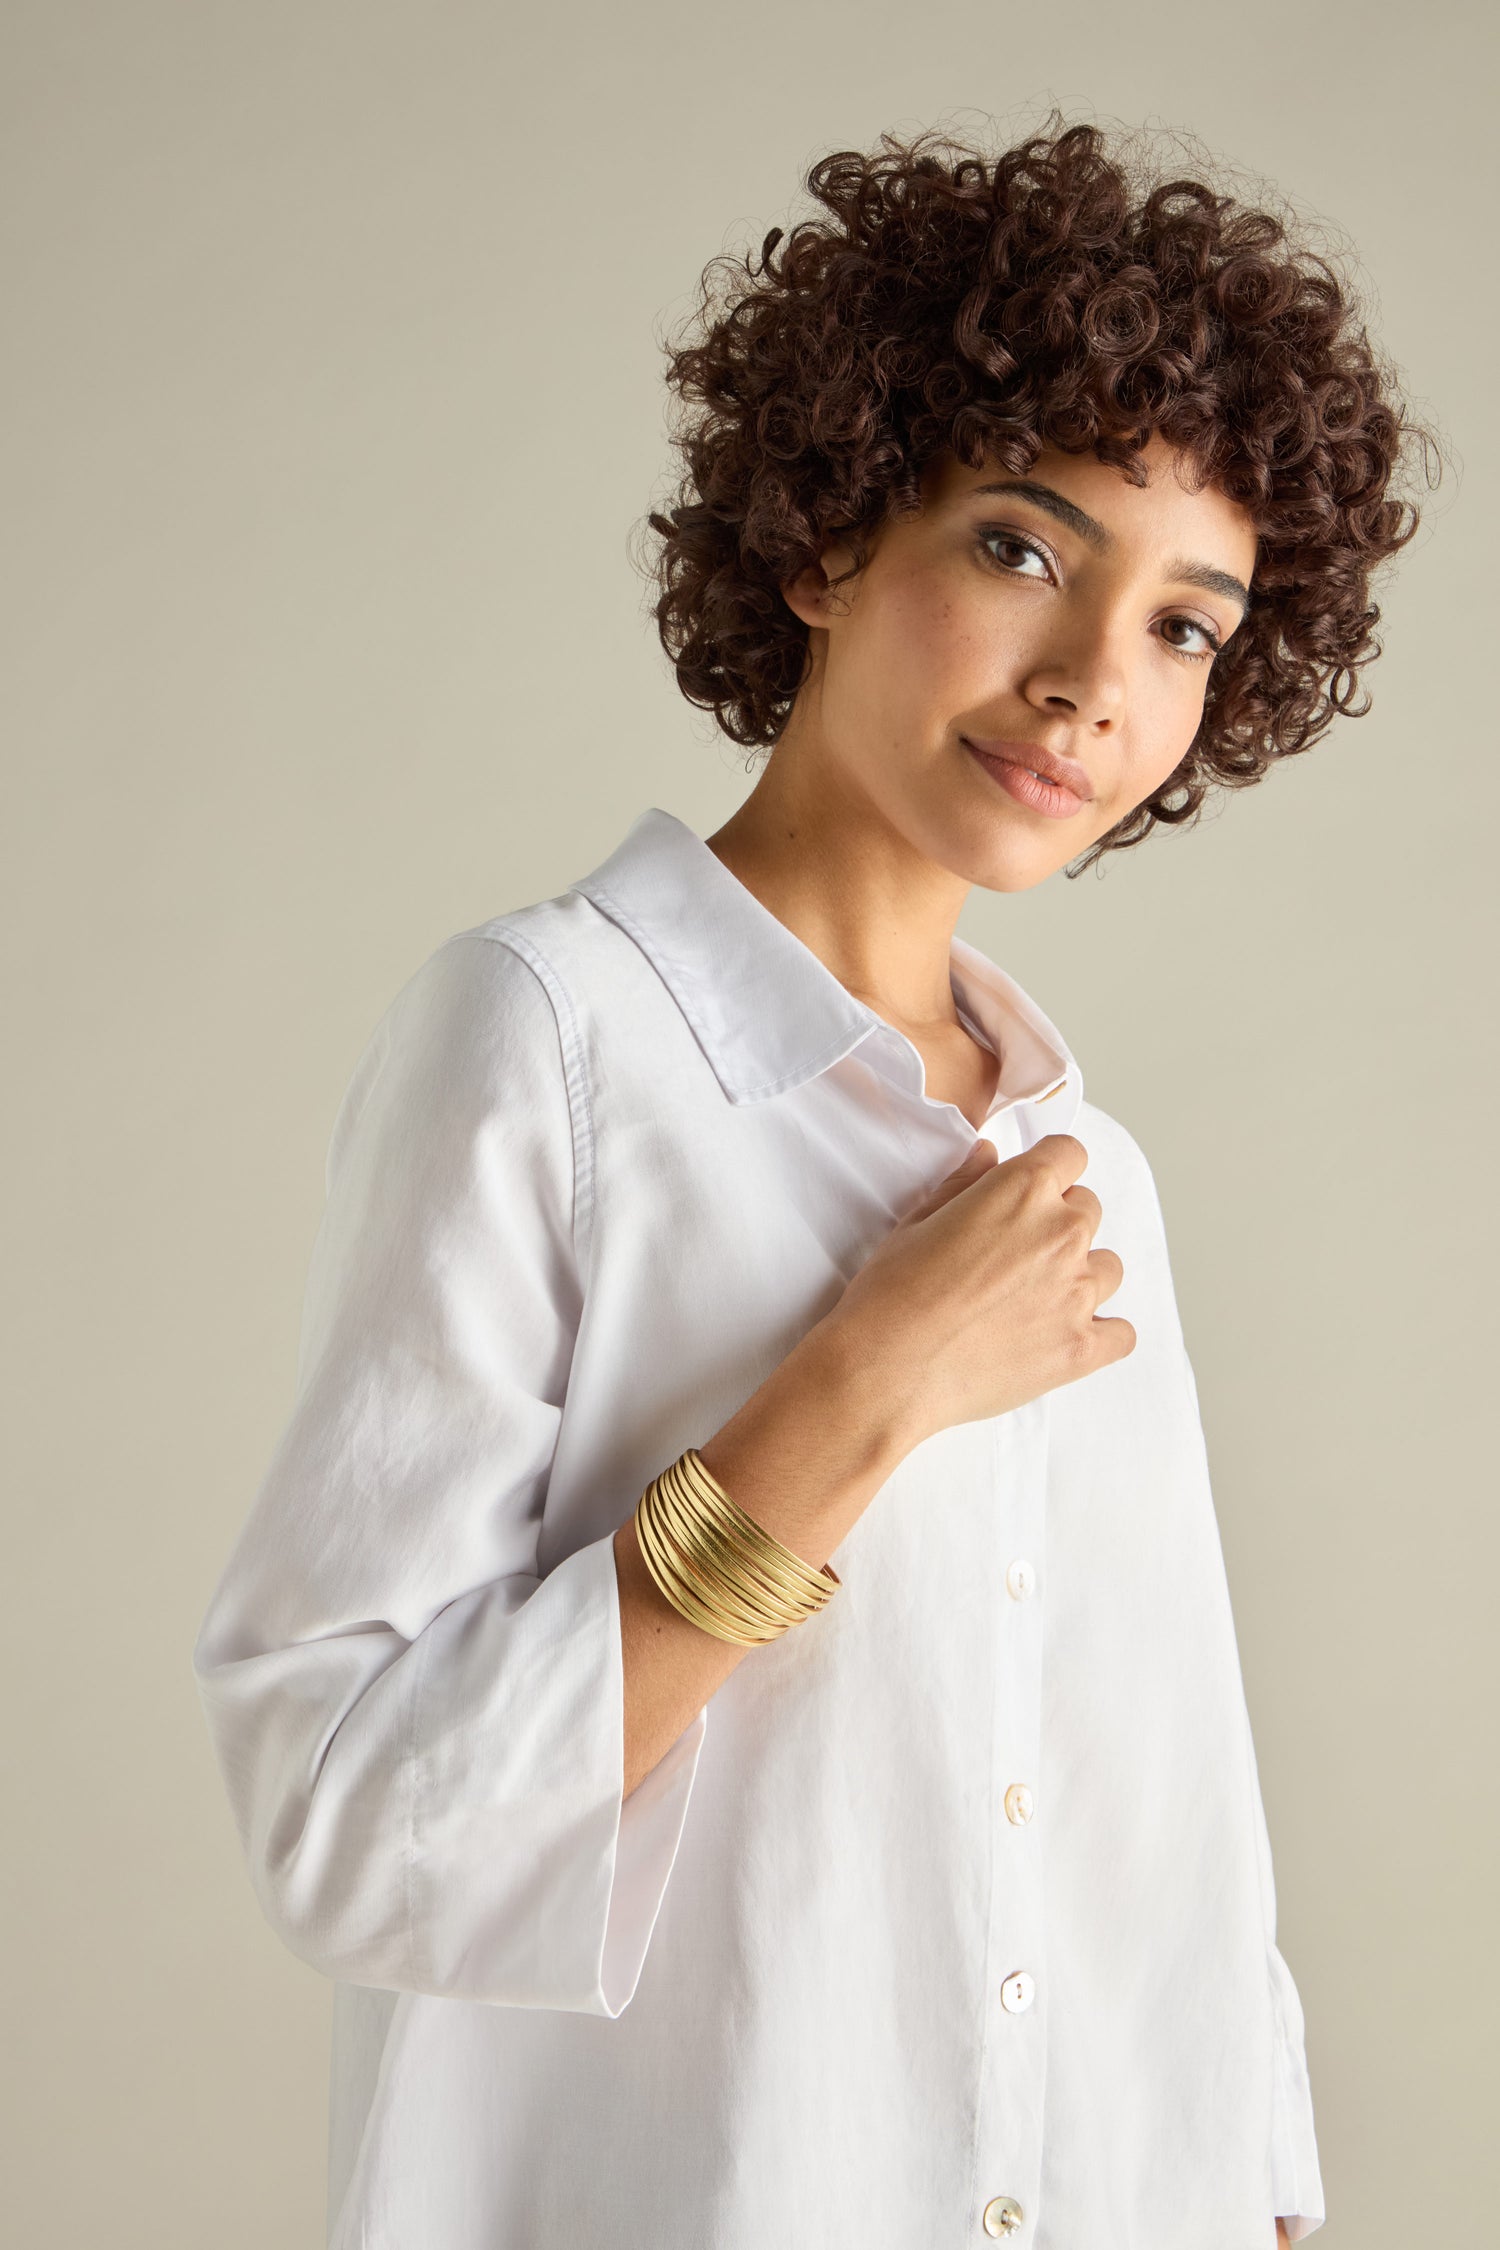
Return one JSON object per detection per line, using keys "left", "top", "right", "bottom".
{"left": 796, "top": 1303, "right": 929, "bottom": 1469}
{"left": 696, "top": 1311, "right": 919, "bottom": 1571}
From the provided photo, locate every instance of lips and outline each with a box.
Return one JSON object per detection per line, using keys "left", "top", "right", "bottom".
{"left": 961, "top": 736, "right": 1094, "bottom": 820}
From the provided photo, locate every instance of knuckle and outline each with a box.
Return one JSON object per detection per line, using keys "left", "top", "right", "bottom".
{"left": 1019, "top": 1167, "right": 1054, "bottom": 1212}
{"left": 1062, "top": 1328, "right": 1096, "bottom": 1375}
{"left": 1052, "top": 1211, "right": 1091, "bottom": 1262}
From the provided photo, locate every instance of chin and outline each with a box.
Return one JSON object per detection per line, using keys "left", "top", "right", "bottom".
{"left": 983, "top": 864, "right": 1067, "bottom": 895}
{"left": 980, "top": 857, "right": 1075, "bottom": 895}
{"left": 956, "top": 823, "right": 1088, "bottom": 894}
{"left": 903, "top": 789, "right": 1102, "bottom": 893}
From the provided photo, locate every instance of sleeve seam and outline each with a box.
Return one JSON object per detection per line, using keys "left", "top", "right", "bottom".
{"left": 402, "top": 922, "right": 597, "bottom": 1993}
{"left": 472, "top": 924, "right": 598, "bottom": 1293}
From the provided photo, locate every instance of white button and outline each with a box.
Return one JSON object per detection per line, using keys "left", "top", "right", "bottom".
{"left": 983, "top": 2193, "right": 1024, "bottom": 2235}
{"left": 1004, "top": 1782, "right": 1034, "bottom": 1826}
{"left": 1005, "top": 1557, "right": 1036, "bottom": 1601}
{"left": 1000, "top": 1970, "right": 1035, "bottom": 2013}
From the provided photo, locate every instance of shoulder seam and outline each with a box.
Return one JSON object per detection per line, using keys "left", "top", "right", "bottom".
{"left": 469, "top": 924, "right": 597, "bottom": 1290}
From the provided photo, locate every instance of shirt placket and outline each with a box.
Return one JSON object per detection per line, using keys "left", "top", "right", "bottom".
{"left": 969, "top": 1386, "right": 1051, "bottom": 2244}
{"left": 857, "top": 1042, "right": 1063, "bottom": 2243}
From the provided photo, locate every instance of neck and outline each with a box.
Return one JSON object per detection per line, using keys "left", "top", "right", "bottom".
{"left": 703, "top": 722, "right": 970, "bottom": 1035}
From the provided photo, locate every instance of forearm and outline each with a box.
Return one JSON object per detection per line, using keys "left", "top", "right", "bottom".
{"left": 613, "top": 1128, "right": 1123, "bottom": 1800}
{"left": 613, "top": 1313, "right": 915, "bottom": 1799}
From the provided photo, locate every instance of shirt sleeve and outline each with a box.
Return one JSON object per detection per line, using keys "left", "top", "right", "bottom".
{"left": 1266, "top": 1933, "right": 1325, "bottom": 2240}
{"left": 191, "top": 926, "right": 706, "bottom": 2015}
{"left": 1101, "top": 1118, "right": 1327, "bottom": 2240}
{"left": 1185, "top": 1331, "right": 1327, "bottom": 2240}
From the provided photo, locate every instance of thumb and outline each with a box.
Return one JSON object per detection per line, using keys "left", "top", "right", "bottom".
{"left": 901, "top": 1136, "right": 998, "bottom": 1224}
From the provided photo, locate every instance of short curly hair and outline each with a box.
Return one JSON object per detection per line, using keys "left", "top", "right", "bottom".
{"left": 647, "top": 120, "right": 1434, "bottom": 867}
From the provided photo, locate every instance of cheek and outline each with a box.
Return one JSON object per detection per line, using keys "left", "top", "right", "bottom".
{"left": 836, "top": 578, "right": 1016, "bottom": 728}
{"left": 1109, "top": 665, "right": 1211, "bottom": 809}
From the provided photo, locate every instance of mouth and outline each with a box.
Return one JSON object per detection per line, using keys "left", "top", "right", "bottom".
{"left": 961, "top": 736, "right": 1094, "bottom": 821}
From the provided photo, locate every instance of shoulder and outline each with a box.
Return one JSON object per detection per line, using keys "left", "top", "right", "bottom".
{"left": 341, "top": 924, "right": 564, "bottom": 1103}
{"left": 324, "top": 917, "right": 586, "bottom": 1203}
{"left": 332, "top": 875, "right": 650, "bottom": 1151}
{"left": 363, "top": 867, "right": 641, "bottom": 1071}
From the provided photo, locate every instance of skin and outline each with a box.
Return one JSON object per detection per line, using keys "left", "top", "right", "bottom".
{"left": 612, "top": 436, "right": 1285, "bottom": 2228}
{"left": 704, "top": 437, "right": 1256, "bottom": 1108}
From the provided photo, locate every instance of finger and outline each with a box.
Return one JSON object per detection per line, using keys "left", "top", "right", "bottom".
{"left": 1060, "top": 1183, "right": 1102, "bottom": 1237}
{"left": 933, "top": 1141, "right": 999, "bottom": 1200}
{"left": 1024, "top": 1132, "right": 1088, "bottom": 1190}
{"left": 1085, "top": 1246, "right": 1124, "bottom": 1305}
{"left": 1089, "top": 1314, "right": 1136, "bottom": 1366}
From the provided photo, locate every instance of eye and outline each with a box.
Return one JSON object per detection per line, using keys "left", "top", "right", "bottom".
{"left": 977, "top": 527, "right": 1056, "bottom": 582}
{"left": 1157, "top": 613, "right": 1223, "bottom": 662}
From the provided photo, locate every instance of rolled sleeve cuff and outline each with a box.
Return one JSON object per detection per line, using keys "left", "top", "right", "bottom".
{"left": 600, "top": 1691, "right": 707, "bottom": 2014}
{"left": 411, "top": 1526, "right": 707, "bottom": 2014}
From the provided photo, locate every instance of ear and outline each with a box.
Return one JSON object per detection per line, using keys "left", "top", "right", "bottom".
{"left": 779, "top": 539, "right": 860, "bottom": 631}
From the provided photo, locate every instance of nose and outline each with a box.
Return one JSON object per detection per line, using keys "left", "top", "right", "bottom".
{"left": 1020, "top": 634, "right": 1127, "bottom": 730}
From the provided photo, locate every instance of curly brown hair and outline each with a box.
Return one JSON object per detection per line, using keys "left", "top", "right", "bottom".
{"left": 647, "top": 120, "right": 1434, "bottom": 867}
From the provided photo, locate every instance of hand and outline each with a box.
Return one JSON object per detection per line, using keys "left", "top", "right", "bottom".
{"left": 819, "top": 1132, "right": 1135, "bottom": 1449}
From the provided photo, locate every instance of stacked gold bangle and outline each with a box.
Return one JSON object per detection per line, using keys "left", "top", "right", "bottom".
{"left": 633, "top": 1447, "right": 840, "bottom": 1647}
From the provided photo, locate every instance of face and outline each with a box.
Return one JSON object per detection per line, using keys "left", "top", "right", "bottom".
{"left": 779, "top": 438, "right": 1259, "bottom": 891}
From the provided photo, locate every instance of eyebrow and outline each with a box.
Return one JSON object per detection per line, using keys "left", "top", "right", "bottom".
{"left": 1164, "top": 559, "right": 1252, "bottom": 615}
{"left": 971, "top": 479, "right": 1252, "bottom": 614}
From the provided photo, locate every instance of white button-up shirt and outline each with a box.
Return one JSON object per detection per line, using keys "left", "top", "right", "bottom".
{"left": 193, "top": 805, "right": 1326, "bottom": 2249}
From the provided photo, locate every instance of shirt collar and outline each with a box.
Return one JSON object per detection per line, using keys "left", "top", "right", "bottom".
{"left": 571, "top": 806, "right": 1083, "bottom": 1135}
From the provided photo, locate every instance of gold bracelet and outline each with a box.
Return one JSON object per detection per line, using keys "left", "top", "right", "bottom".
{"left": 654, "top": 1456, "right": 825, "bottom": 1618}
{"left": 633, "top": 1446, "right": 840, "bottom": 1647}
{"left": 674, "top": 1448, "right": 841, "bottom": 1614}
{"left": 635, "top": 1484, "right": 831, "bottom": 1645}
{"left": 673, "top": 1450, "right": 837, "bottom": 1605}
{"left": 637, "top": 1462, "right": 808, "bottom": 1646}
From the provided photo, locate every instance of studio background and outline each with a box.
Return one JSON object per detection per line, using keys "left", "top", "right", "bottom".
{"left": 4, "top": 3, "right": 1494, "bottom": 2244}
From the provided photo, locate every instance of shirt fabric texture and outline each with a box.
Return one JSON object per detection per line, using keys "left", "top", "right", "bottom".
{"left": 193, "top": 804, "right": 1326, "bottom": 2250}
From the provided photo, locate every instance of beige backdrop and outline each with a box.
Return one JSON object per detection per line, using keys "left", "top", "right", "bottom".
{"left": 4, "top": 3, "right": 1495, "bottom": 2243}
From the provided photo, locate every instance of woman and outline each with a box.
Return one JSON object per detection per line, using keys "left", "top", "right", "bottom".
{"left": 194, "top": 123, "right": 1426, "bottom": 2247}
